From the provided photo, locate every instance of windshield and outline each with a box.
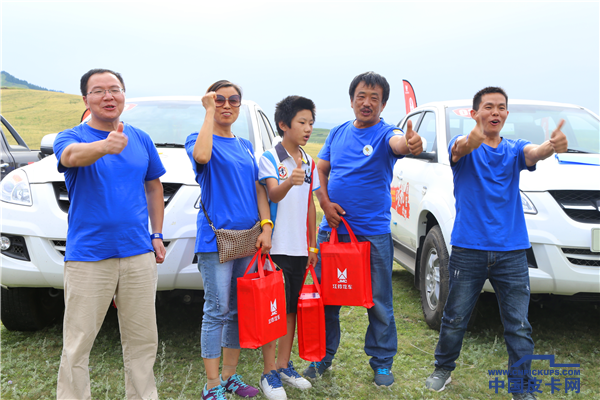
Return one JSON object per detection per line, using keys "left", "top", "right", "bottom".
{"left": 446, "top": 104, "right": 599, "bottom": 154}
{"left": 120, "top": 100, "right": 252, "bottom": 146}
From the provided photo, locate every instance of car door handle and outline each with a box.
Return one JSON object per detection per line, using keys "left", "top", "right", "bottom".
{"left": 422, "top": 186, "right": 427, "bottom": 195}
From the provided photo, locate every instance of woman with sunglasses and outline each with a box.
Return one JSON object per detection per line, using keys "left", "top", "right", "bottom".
{"left": 185, "top": 80, "right": 272, "bottom": 400}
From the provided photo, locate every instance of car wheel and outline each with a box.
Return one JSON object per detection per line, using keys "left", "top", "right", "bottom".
{"left": 1, "top": 287, "right": 64, "bottom": 331}
{"left": 419, "top": 226, "right": 449, "bottom": 330}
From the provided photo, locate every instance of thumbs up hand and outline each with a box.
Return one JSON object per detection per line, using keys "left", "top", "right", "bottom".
{"left": 290, "top": 157, "right": 305, "bottom": 186}
{"left": 549, "top": 119, "right": 568, "bottom": 153}
{"left": 405, "top": 120, "right": 423, "bottom": 155}
{"left": 104, "top": 122, "right": 128, "bottom": 155}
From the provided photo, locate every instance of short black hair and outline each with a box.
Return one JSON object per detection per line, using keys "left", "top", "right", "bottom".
{"left": 80, "top": 68, "right": 125, "bottom": 96}
{"left": 349, "top": 71, "right": 390, "bottom": 104}
{"left": 274, "top": 96, "right": 316, "bottom": 137}
{"left": 206, "top": 80, "right": 242, "bottom": 98}
{"left": 473, "top": 86, "right": 508, "bottom": 111}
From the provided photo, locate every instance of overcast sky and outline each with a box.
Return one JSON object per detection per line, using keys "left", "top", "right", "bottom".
{"left": 2, "top": 1, "right": 599, "bottom": 128}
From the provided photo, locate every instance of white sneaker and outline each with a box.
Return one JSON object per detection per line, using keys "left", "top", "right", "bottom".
{"left": 259, "top": 371, "right": 287, "bottom": 400}
{"left": 278, "top": 361, "right": 312, "bottom": 390}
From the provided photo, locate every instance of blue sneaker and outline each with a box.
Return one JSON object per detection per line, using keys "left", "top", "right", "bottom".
{"left": 302, "top": 361, "right": 332, "bottom": 379}
{"left": 202, "top": 384, "right": 227, "bottom": 400}
{"left": 278, "top": 361, "right": 312, "bottom": 389}
{"left": 259, "top": 370, "right": 287, "bottom": 400}
{"left": 374, "top": 368, "right": 394, "bottom": 387}
{"left": 220, "top": 373, "right": 259, "bottom": 398}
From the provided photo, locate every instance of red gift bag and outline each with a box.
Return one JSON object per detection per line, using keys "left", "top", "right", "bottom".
{"left": 237, "top": 250, "right": 287, "bottom": 349}
{"left": 297, "top": 265, "right": 326, "bottom": 362}
{"left": 320, "top": 216, "right": 374, "bottom": 308}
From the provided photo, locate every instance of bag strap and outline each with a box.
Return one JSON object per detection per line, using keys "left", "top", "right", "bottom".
{"left": 301, "top": 264, "right": 322, "bottom": 297}
{"left": 243, "top": 249, "right": 263, "bottom": 277}
{"left": 306, "top": 157, "right": 316, "bottom": 248}
{"left": 199, "top": 198, "right": 217, "bottom": 233}
{"left": 329, "top": 215, "right": 358, "bottom": 244}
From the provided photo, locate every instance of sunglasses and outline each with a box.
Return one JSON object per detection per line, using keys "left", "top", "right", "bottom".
{"left": 215, "top": 94, "right": 241, "bottom": 108}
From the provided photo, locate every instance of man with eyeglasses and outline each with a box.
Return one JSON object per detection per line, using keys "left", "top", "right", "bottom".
{"left": 54, "top": 68, "right": 166, "bottom": 400}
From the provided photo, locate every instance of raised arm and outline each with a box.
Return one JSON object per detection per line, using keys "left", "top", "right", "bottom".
{"left": 265, "top": 157, "right": 305, "bottom": 203}
{"left": 451, "top": 113, "right": 486, "bottom": 163}
{"left": 315, "top": 159, "right": 345, "bottom": 229}
{"left": 192, "top": 92, "right": 217, "bottom": 164}
{"left": 389, "top": 120, "right": 423, "bottom": 156}
{"left": 523, "top": 119, "right": 568, "bottom": 166}
{"left": 145, "top": 178, "right": 166, "bottom": 263}
{"left": 60, "top": 122, "right": 127, "bottom": 168}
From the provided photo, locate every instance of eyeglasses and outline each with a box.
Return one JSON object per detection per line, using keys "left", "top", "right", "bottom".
{"left": 215, "top": 94, "right": 241, "bottom": 108}
{"left": 87, "top": 88, "right": 125, "bottom": 97}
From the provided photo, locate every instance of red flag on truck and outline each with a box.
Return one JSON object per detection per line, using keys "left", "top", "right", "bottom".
{"left": 402, "top": 80, "right": 417, "bottom": 114}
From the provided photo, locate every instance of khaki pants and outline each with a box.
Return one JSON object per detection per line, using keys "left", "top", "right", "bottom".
{"left": 57, "top": 253, "right": 159, "bottom": 400}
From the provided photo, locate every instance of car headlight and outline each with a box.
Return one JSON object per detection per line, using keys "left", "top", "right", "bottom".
{"left": 521, "top": 191, "right": 537, "bottom": 215}
{"left": 1, "top": 169, "right": 33, "bottom": 206}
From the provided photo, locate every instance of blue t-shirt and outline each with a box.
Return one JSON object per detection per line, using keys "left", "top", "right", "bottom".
{"left": 54, "top": 123, "right": 166, "bottom": 262}
{"left": 185, "top": 134, "right": 260, "bottom": 253}
{"left": 318, "top": 118, "right": 404, "bottom": 236}
{"left": 449, "top": 136, "right": 535, "bottom": 251}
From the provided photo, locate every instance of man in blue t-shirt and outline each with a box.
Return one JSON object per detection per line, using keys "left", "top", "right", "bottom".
{"left": 304, "top": 72, "right": 424, "bottom": 387}
{"left": 54, "top": 69, "right": 166, "bottom": 400}
{"left": 425, "top": 87, "right": 568, "bottom": 397}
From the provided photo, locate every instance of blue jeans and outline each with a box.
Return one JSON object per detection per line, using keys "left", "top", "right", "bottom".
{"left": 435, "top": 247, "right": 534, "bottom": 379}
{"left": 197, "top": 252, "right": 255, "bottom": 359}
{"left": 314, "top": 230, "right": 397, "bottom": 371}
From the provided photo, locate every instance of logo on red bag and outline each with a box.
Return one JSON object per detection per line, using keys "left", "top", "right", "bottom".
{"left": 268, "top": 299, "right": 280, "bottom": 324}
{"left": 270, "top": 299, "right": 277, "bottom": 316}
{"left": 337, "top": 268, "right": 347, "bottom": 283}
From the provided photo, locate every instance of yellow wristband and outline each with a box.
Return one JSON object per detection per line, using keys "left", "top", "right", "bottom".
{"left": 260, "top": 219, "right": 273, "bottom": 229}
{"left": 309, "top": 247, "right": 319, "bottom": 254}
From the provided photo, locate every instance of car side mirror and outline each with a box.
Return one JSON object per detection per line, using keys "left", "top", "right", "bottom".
{"left": 40, "top": 133, "right": 58, "bottom": 157}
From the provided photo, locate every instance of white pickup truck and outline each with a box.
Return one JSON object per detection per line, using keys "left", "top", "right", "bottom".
{"left": 391, "top": 99, "right": 600, "bottom": 330}
{"left": 0, "top": 96, "right": 278, "bottom": 331}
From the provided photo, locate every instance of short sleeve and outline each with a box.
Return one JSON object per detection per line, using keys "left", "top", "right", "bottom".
{"left": 53, "top": 128, "right": 83, "bottom": 173}
{"left": 515, "top": 138, "right": 536, "bottom": 172}
{"left": 258, "top": 152, "right": 277, "bottom": 185}
{"left": 318, "top": 125, "right": 340, "bottom": 161}
{"left": 132, "top": 125, "right": 165, "bottom": 181}
{"left": 311, "top": 158, "right": 321, "bottom": 191}
{"left": 386, "top": 127, "right": 405, "bottom": 159}
{"left": 185, "top": 132, "right": 202, "bottom": 175}
{"left": 448, "top": 135, "right": 464, "bottom": 167}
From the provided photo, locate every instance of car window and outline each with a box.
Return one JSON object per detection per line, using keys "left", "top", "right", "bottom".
{"left": 446, "top": 105, "right": 599, "bottom": 154}
{"left": 417, "top": 112, "right": 437, "bottom": 153}
{"left": 258, "top": 111, "right": 273, "bottom": 151}
{"left": 119, "top": 101, "right": 252, "bottom": 145}
{"left": 401, "top": 112, "right": 422, "bottom": 131}
{"left": 2, "top": 119, "right": 20, "bottom": 147}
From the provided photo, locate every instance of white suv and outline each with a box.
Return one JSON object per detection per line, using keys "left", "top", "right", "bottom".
{"left": 391, "top": 99, "right": 600, "bottom": 329}
{"left": 1, "top": 96, "right": 278, "bottom": 331}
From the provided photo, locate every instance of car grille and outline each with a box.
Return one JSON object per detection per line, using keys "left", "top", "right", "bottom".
{"left": 561, "top": 247, "right": 600, "bottom": 267}
{"left": 52, "top": 240, "right": 170, "bottom": 256}
{"left": 52, "top": 182, "right": 183, "bottom": 214}
{"left": 549, "top": 190, "right": 600, "bottom": 224}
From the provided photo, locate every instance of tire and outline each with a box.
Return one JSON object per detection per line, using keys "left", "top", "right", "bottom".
{"left": 1, "top": 287, "right": 64, "bottom": 331}
{"left": 419, "top": 226, "right": 449, "bottom": 331}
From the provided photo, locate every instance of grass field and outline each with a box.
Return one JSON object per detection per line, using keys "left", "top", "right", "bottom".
{"left": 1, "top": 89, "right": 599, "bottom": 399}
{"left": 1, "top": 88, "right": 85, "bottom": 148}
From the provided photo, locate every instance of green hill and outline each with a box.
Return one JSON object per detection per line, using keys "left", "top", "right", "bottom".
{"left": 1, "top": 88, "right": 84, "bottom": 147}
{"left": 1, "top": 71, "right": 62, "bottom": 92}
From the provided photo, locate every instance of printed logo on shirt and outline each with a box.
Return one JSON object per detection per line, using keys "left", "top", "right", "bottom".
{"left": 278, "top": 165, "right": 288, "bottom": 180}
